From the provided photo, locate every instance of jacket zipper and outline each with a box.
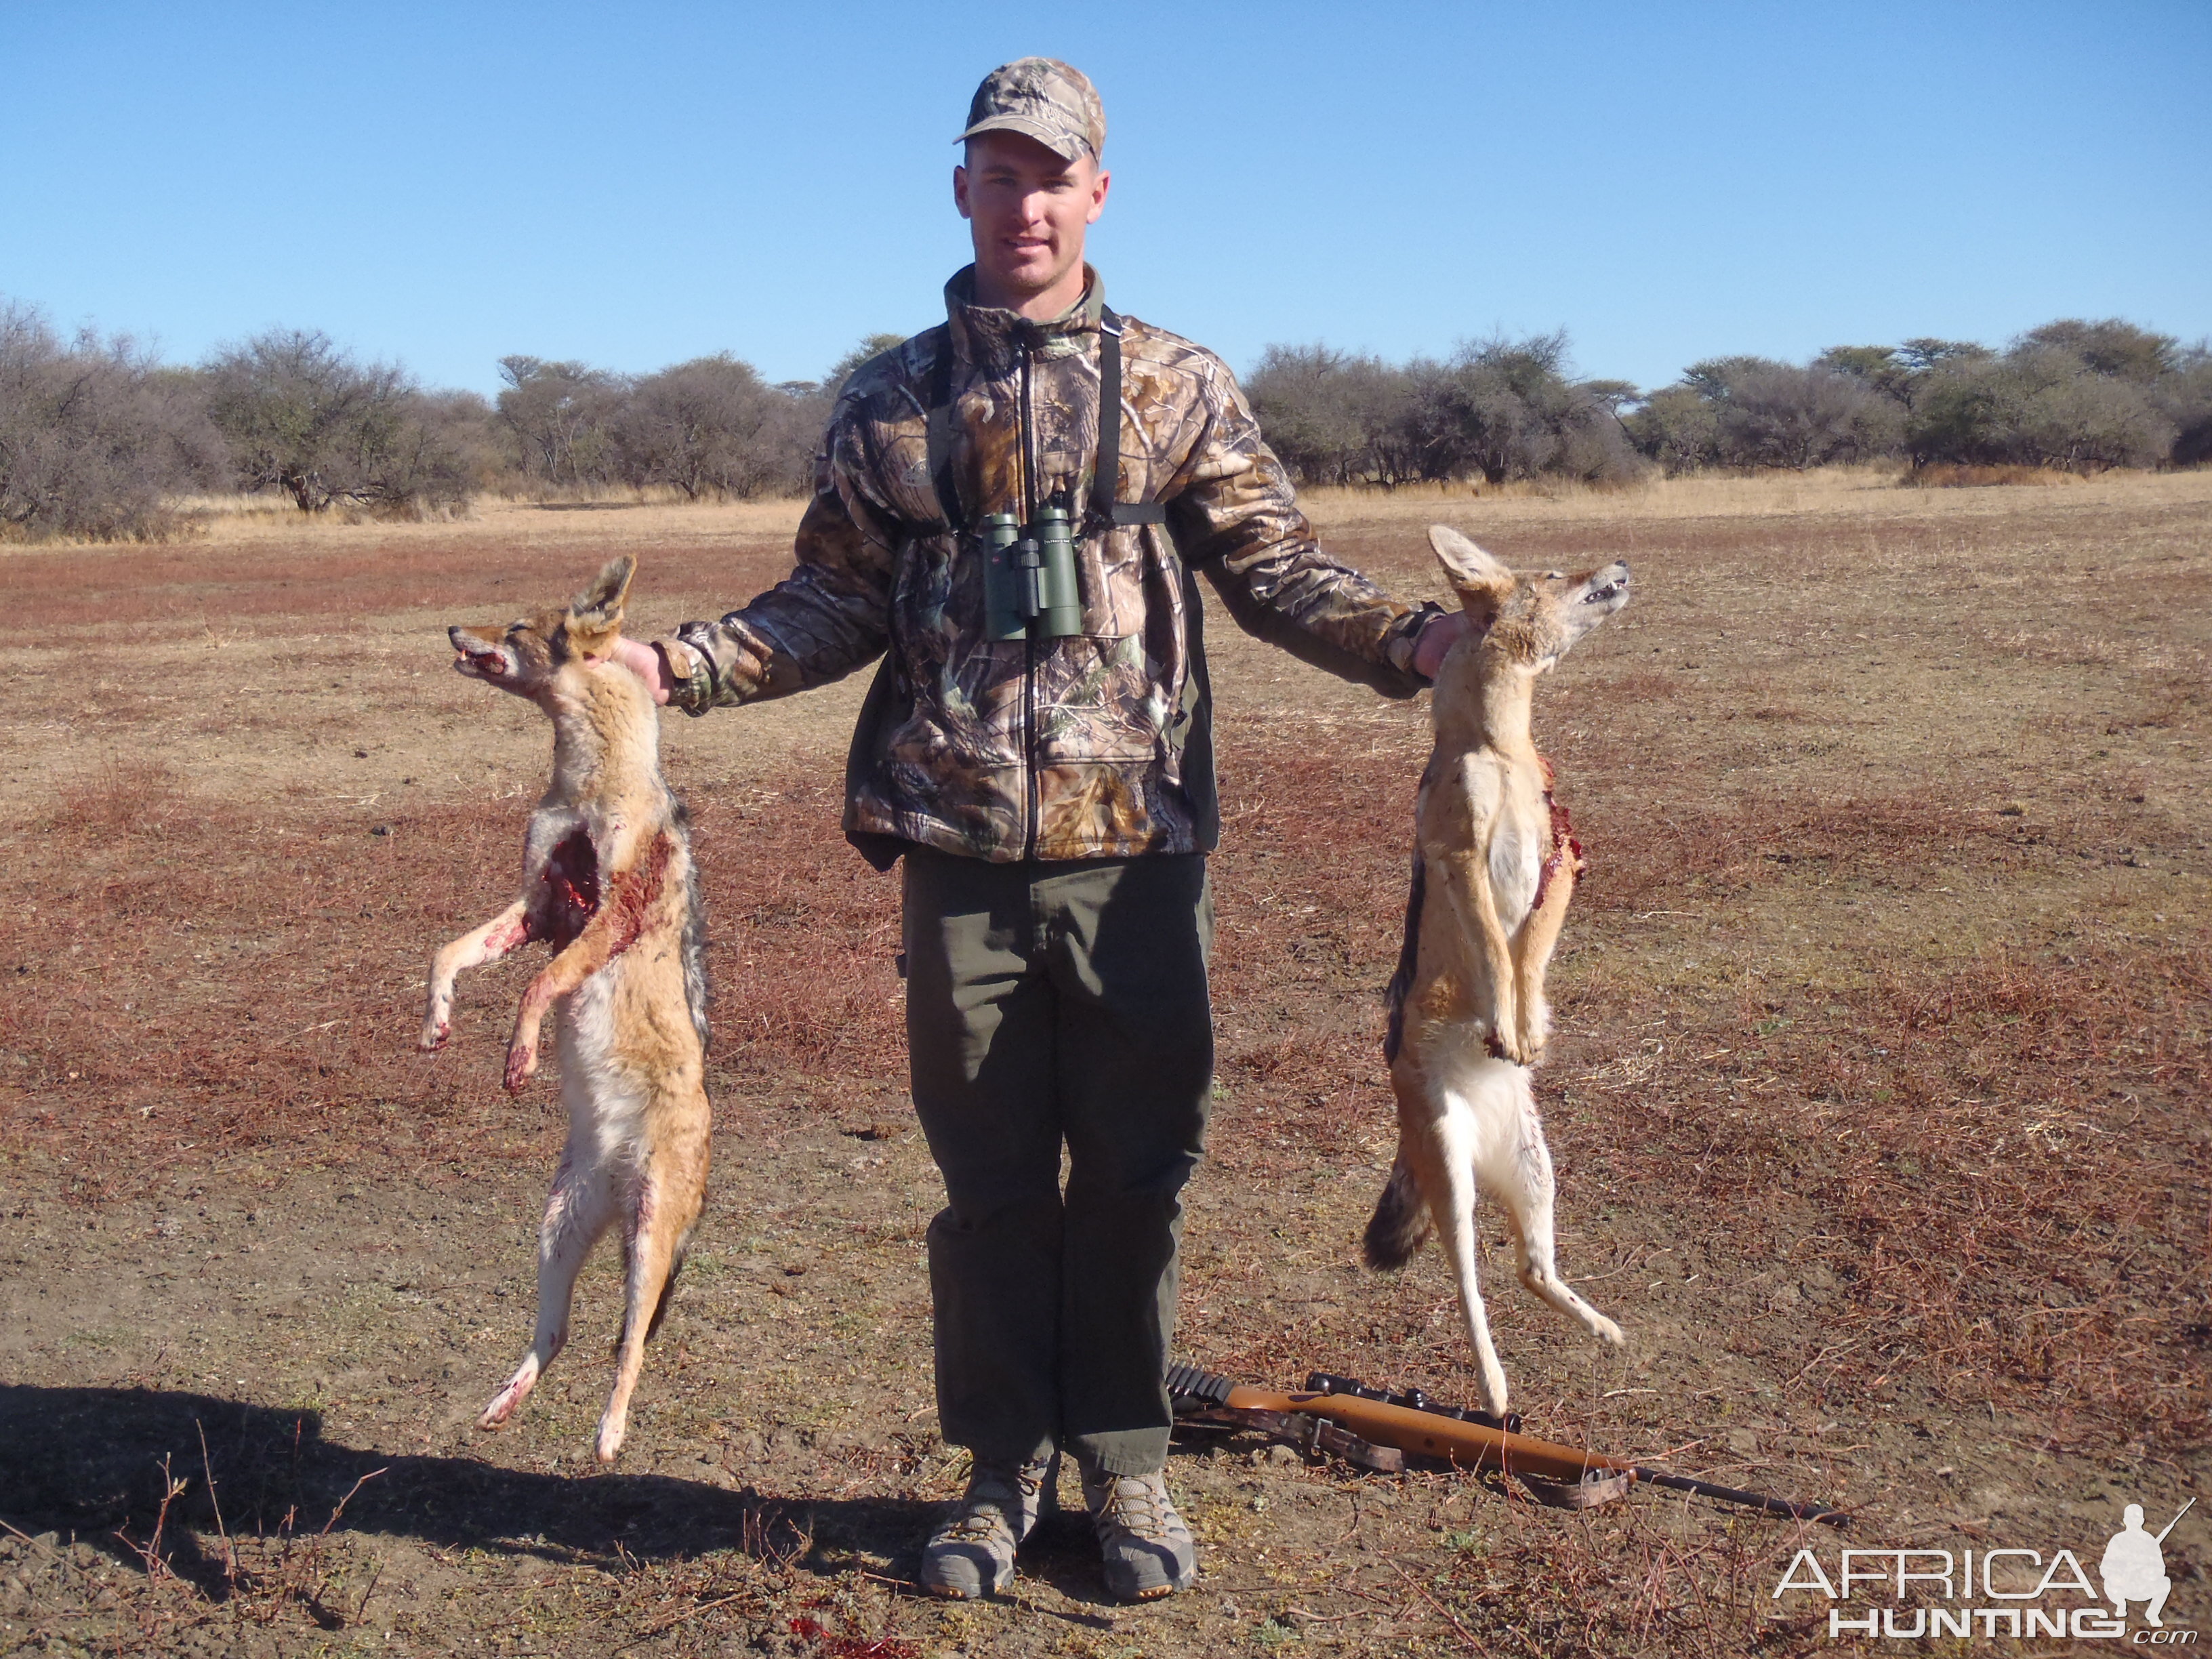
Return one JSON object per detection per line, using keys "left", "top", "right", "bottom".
{"left": 1019, "top": 337, "right": 1041, "bottom": 861}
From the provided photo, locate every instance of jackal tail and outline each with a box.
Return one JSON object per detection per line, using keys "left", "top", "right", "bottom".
{"left": 1364, "top": 1157, "right": 1431, "bottom": 1270}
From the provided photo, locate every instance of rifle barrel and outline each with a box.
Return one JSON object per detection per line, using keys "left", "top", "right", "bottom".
{"left": 1631, "top": 1469, "right": 1848, "bottom": 1526}
{"left": 2156, "top": 1496, "right": 2196, "bottom": 1546}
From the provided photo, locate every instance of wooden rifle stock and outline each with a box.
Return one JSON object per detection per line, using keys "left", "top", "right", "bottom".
{"left": 1168, "top": 1364, "right": 1847, "bottom": 1525}
{"left": 1220, "top": 1382, "right": 1622, "bottom": 1486}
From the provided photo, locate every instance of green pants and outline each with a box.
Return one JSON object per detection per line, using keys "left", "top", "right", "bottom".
{"left": 902, "top": 848, "right": 1214, "bottom": 1477}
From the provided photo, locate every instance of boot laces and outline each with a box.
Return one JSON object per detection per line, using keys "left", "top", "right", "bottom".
{"left": 944, "top": 1460, "right": 1046, "bottom": 1541}
{"left": 1092, "top": 1474, "right": 1174, "bottom": 1540}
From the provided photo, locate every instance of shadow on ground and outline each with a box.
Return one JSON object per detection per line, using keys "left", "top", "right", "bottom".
{"left": 0, "top": 1386, "right": 938, "bottom": 1599}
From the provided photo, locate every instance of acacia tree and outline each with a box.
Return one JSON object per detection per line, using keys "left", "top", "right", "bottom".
{"left": 1247, "top": 345, "right": 1406, "bottom": 486}
{"left": 0, "top": 302, "right": 227, "bottom": 539}
{"left": 1686, "top": 357, "right": 1903, "bottom": 470}
{"left": 1905, "top": 333, "right": 2177, "bottom": 471}
{"left": 609, "top": 354, "right": 818, "bottom": 499}
{"left": 820, "top": 331, "right": 911, "bottom": 397}
{"left": 1248, "top": 332, "right": 1640, "bottom": 488}
{"left": 203, "top": 329, "right": 468, "bottom": 512}
{"left": 495, "top": 355, "right": 623, "bottom": 487}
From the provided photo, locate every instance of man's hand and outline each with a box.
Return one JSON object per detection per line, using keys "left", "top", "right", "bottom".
{"left": 611, "top": 637, "right": 674, "bottom": 705}
{"left": 1413, "top": 609, "right": 1473, "bottom": 680}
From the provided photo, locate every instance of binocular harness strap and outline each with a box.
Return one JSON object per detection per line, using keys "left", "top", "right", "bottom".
{"left": 923, "top": 312, "right": 1168, "bottom": 539}
{"left": 1093, "top": 309, "right": 1169, "bottom": 533}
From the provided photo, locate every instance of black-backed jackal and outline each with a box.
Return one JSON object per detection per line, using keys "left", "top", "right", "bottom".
{"left": 420, "top": 554, "right": 712, "bottom": 1462}
{"left": 1364, "top": 527, "right": 1630, "bottom": 1415}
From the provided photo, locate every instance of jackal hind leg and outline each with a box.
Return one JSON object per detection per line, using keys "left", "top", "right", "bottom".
{"left": 594, "top": 1165, "right": 699, "bottom": 1464}
{"left": 480, "top": 1149, "right": 615, "bottom": 1429}
{"left": 1488, "top": 1084, "right": 1624, "bottom": 1348}
{"left": 1407, "top": 1099, "right": 1512, "bottom": 1416}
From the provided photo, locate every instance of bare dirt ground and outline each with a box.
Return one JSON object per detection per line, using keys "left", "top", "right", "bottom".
{"left": 1, "top": 471, "right": 2206, "bottom": 1656}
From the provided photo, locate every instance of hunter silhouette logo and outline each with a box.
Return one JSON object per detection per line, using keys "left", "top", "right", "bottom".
{"left": 1774, "top": 1497, "right": 2196, "bottom": 1641}
{"left": 2104, "top": 1500, "right": 2192, "bottom": 1629}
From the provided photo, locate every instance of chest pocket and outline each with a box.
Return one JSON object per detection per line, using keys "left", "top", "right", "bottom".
{"left": 1077, "top": 523, "right": 1153, "bottom": 640}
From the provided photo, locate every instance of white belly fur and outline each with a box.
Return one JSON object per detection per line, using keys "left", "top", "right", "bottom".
{"left": 554, "top": 966, "right": 651, "bottom": 1168}
{"left": 1488, "top": 813, "right": 1542, "bottom": 938}
{"left": 1417, "top": 1028, "right": 1540, "bottom": 1191}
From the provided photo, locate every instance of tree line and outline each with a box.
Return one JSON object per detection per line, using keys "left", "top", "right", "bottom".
{"left": 0, "top": 298, "right": 903, "bottom": 541}
{"left": 3, "top": 296, "right": 2206, "bottom": 542}
{"left": 1245, "top": 317, "right": 2211, "bottom": 489}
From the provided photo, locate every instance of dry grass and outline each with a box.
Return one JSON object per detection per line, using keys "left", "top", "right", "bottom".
{"left": 1299, "top": 460, "right": 2209, "bottom": 533}
{"left": 1901, "top": 463, "right": 2091, "bottom": 489}
{"left": 1, "top": 466, "right": 2206, "bottom": 1655}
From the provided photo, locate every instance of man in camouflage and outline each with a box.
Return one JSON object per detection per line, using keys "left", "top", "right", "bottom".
{"left": 619, "top": 58, "right": 1465, "bottom": 1602}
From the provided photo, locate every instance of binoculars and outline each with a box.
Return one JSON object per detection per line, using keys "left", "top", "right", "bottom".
{"left": 981, "top": 507, "right": 1083, "bottom": 641}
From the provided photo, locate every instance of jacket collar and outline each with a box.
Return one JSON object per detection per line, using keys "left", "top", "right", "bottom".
{"left": 944, "top": 264, "right": 1105, "bottom": 373}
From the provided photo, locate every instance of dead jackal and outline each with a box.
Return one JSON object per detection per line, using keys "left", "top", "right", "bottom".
{"left": 419, "top": 554, "right": 712, "bottom": 1463}
{"left": 1363, "top": 526, "right": 1629, "bottom": 1415}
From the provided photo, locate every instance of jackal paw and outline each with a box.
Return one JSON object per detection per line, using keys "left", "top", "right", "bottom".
{"left": 504, "top": 1043, "right": 537, "bottom": 1094}
{"left": 419, "top": 1018, "right": 450, "bottom": 1052}
{"left": 594, "top": 1416, "right": 628, "bottom": 1464}
{"left": 478, "top": 1380, "right": 530, "bottom": 1429}
{"left": 1489, "top": 1031, "right": 1534, "bottom": 1067}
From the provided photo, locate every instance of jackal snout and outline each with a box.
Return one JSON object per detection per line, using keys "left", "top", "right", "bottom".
{"left": 447, "top": 554, "right": 636, "bottom": 694}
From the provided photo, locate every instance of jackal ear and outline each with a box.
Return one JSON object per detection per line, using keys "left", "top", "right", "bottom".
{"left": 567, "top": 555, "right": 634, "bottom": 655}
{"left": 1428, "top": 525, "right": 1513, "bottom": 623}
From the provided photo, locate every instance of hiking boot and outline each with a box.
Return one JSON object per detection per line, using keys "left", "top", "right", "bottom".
{"left": 1082, "top": 1469, "right": 1198, "bottom": 1601}
{"left": 920, "top": 1454, "right": 1055, "bottom": 1599}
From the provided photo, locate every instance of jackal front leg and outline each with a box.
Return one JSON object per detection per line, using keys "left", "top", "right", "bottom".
{"left": 505, "top": 834, "right": 672, "bottom": 1092}
{"left": 1511, "top": 862, "right": 1576, "bottom": 1062}
{"left": 422, "top": 899, "right": 538, "bottom": 1051}
{"left": 1432, "top": 845, "right": 1524, "bottom": 1064}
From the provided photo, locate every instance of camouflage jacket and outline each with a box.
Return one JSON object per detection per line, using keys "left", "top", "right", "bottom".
{"left": 662, "top": 267, "right": 1440, "bottom": 864}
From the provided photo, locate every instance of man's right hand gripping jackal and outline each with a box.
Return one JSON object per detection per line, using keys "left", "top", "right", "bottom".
{"left": 419, "top": 554, "right": 712, "bottom": 1465}
{"left": 1364, "top": 527, "right": 1631, "bottom": 1418}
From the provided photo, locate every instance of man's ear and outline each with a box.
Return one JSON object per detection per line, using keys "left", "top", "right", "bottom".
{"left": 567, "top": 555, "right": 634, "bottom": 656}
{"left": 954, "top": 163, "right": 972, "bottom": 220}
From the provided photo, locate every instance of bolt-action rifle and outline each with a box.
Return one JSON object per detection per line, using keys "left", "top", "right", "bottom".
{"left": 1168, "top": 1363, "right": 1847, "bottom": 1526}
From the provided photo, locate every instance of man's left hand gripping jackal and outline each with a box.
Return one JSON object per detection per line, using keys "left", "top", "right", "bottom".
{"left": 419, "top": 554, "right": 716, "bottom": 1464}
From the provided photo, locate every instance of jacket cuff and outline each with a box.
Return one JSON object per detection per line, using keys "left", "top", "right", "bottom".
{"left": 670, "top": 617, "right": 808, "bottom": 714}
{"left": 658, "top": 633, "right": 718, "bottom": 717}
{"left": 1387, "top": 601, "right": 1451, "bottom": 684}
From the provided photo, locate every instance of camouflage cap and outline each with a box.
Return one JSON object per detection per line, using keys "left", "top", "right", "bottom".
{"left": 956, "top": 58, "right": 1105, "bottom": 163}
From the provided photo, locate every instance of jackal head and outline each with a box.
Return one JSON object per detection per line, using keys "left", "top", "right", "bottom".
{"left": 447, "top": 555, "right": 636, "bottom": 697}
{"left": 1427, "top": 526, "right": 1630, "bottom": 673}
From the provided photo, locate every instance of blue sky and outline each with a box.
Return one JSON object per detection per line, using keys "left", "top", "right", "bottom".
{"left": 4, "top": 1, "right": 2206, "bottom": 397}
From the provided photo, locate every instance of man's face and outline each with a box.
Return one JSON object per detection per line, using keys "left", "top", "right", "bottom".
{"left": 954, "top": 131, "right": 1109, "bottom": 304}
